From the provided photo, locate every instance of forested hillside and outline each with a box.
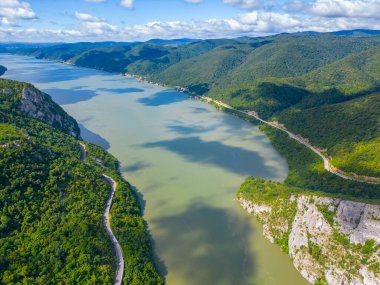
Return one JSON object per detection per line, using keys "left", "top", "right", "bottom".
{"left": 3, "top": 31, "right": 380, "bottom": 197}
{"left": 0, "top": 78, "right": 162, "bottom": 284}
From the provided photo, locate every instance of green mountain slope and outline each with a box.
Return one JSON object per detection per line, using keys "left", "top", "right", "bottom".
{"left": 0, "top": 79, "right": 81, "bottom": 139}
{"left": 139, "top": 35, "right": 380, "bottom": 93}
{"left": 294, "top": 45, "right": 380, "bottom": 94}
{"left": 209, "top": 46, "right": 380, "bottom": 179}
{"left": 277, "top": 92, "right": 380, "bottom": 177}
{"left": 70, "top": 39, "right": 239, "bottom": 74}
{"left": 150, "top": 43, "right": 254, "bottom": 94}
{"left": 227, "top": 35, "right": 380, "bottom": 84}
{"left": 0, "top": 78, "right": 162, "bottom": 284}
{"left": 5, "top": 33, "right": 380, "bottom": 196}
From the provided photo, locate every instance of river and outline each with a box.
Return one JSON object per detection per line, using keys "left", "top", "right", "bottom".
{"left": 1, "top": 54, "right": 308, "bottom": 285}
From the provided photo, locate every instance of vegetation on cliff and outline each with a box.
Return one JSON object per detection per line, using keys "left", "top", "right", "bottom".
{"left": 238, "top": 177, "right": 380, "bottom": 285}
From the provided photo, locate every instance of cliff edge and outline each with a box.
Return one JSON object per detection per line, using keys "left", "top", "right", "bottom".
{"left": 0, "top": 78, "right": 81, "bottom": 138}
{"left": 238, "top": 177, "right": 380, "bottom": 285}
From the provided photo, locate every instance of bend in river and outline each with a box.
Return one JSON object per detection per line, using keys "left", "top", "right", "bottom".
{"left": 1, "top": 54, "right": 309, "bottom": 285}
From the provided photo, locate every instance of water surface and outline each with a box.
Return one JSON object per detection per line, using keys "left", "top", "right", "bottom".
{"left": 1, "top": 54, "right": 308, "bottom": 285}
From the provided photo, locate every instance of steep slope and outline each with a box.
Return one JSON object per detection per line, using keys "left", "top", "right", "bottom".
{"left": 0, "top": 79, "right": 80, "bottom": 139}
{"left": 208, "top": 46, "right": 380, "bottom": 178}
{"left": 6, "top": 33, "right": 380, "bottom": 186}
{"left": 63, "top": 39, "right": 234, "bottom": 73}
{"left": 17, "top": 42, "right": 132, "bottom": 62}
{"left": 293, "top": 45, "right": 380, "bottom": 94}
{"left": 0, "top": 78, "right": 163, "bottom": 284}
{"left": 151, "top": 43, "right": 254, "bottom": 94}
{"left": 237, "top": 177, "right": 380, "bottom": 285}
{"left": 140, "top": 34, "right": 380, "bottom": 93}
{"left": 274, "top": 47, "right": 380, "bottom": 177}
{"left": 5, "top": 34, "right": 380, "bottom": 192}
{"left": 277, "top": 92, "right": 380, "bottom": 177}
{"left": 227, "top": 34, "right": 380, "bottom": 84}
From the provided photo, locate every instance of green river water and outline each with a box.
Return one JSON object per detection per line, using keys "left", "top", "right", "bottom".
{"left": 1, "top": 54, "right": 308, "bottom": 285}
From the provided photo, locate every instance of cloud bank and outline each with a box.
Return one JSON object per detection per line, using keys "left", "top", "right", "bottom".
{"left": 1, "top": 0, "right": 379, "bottom": 42}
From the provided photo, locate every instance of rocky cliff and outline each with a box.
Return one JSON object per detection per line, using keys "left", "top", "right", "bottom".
{"left": 238, "top": 177, "right": 380, "bottom": 285}
{"left": 0, "top": 78, "right": 81, "bottom": 139}
{"left": 19, "top": 85, "right": 81, "bottom": 138}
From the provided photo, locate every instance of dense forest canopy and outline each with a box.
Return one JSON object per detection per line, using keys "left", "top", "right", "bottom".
{"left": 0, "top": 78, "right": 162, "bottom": 284}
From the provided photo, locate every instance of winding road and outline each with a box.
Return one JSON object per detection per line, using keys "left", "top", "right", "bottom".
{"left": 200, "top": 96, "right": 380, "bottom": 185}
{"left": 79, "top": 143, "right": 125, "bottom": 285}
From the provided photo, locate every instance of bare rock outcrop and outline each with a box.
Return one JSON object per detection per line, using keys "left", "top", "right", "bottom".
{"left": 239, "top": 195, "right": 380, "bottom": 285}
{"left": 20, "top": 86, "right": 81, "bottom": 139}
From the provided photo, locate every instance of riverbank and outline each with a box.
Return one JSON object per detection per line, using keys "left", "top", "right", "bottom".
{"left": 80, "top": 142, "right": 164, "bottom": 285}
{"left": 121, "top": 72, "right": 379, "bottom": 185}
{"left": 80, "top": 143, "right": 125, "bottom": 285}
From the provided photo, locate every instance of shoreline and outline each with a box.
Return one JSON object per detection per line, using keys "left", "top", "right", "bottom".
{"left": 122, "top": 72, "right": 379, "bottom": 185}
{"left": 2, "top": 53, "right": 378, "bottom": 184}
{"left": 80, "top": 143, "right": 125, "bottom": 285}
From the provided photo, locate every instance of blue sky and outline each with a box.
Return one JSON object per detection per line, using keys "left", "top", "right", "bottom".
{"left": 0, "top": 0, "right": 379, "bottom": 42}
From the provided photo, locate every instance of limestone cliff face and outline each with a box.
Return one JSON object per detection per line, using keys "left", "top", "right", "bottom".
{"left": 19, "top": 86, "right": 81, "bottom": 139}
{"left": 239, "top": 196, "right": 380, "bottom": 285}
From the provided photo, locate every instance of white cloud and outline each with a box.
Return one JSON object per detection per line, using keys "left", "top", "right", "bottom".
{"left": 2, "top": 4, "right": 380, "bottom": 42}
{"left": 82, "top": 21, "right": 117, "bottom": 34}
{"left": 238, "top": 11, "right": 301, "bottom": 31}
{"left": 0, "top": 0, "right": 37, "bottom": 20}
{"left": 184, "top": 0, "right": 203, "bottom": 3}
{"left": 223, "top": 0, "right": 262, "bottom": 9}
{"left": 309, "top": 0, "right": 380, "bottom": 18}
{"left": 120, "top": 0, "right": 133, "bottom": 9}
{"left": 75, "top": 11, "right": 103, "bottom": 22}
{"left": 74, "top": 11, "right": 117, "bottom": 36}
{"left": 0, "top": 17, "right": 19, "bottom": 26}
{"left": 0, "top": 0, "right": 25, "bottom": 8}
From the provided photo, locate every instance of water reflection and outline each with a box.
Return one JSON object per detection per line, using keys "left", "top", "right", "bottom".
{"left": 167, "top": 124, "right": 217, "bottom": 135}
{"left": 138, "top": 90, "right": 187, "bottom": 106}
{"left": 4, "top": 65, "right": 95, "bottom": 83}
{"left": 79, "top": 124, "right": 110, "bottom": 149}
{"left": 153, "top": 202, "right": 255, "bottom": 285}
{"left": 43, "top": 88, "right": 98, "bottom": 105}
{"left": 121, "top": 161, "right": 150, "bottom": 172}
{"left": 141, "top": 137, "right": 275, "bottom": 177}
{"left": 98, "top": 87, "right": 145, "bottom": 94}
{"left": 192, "top": 107, "right": 211, "bottom": 113}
